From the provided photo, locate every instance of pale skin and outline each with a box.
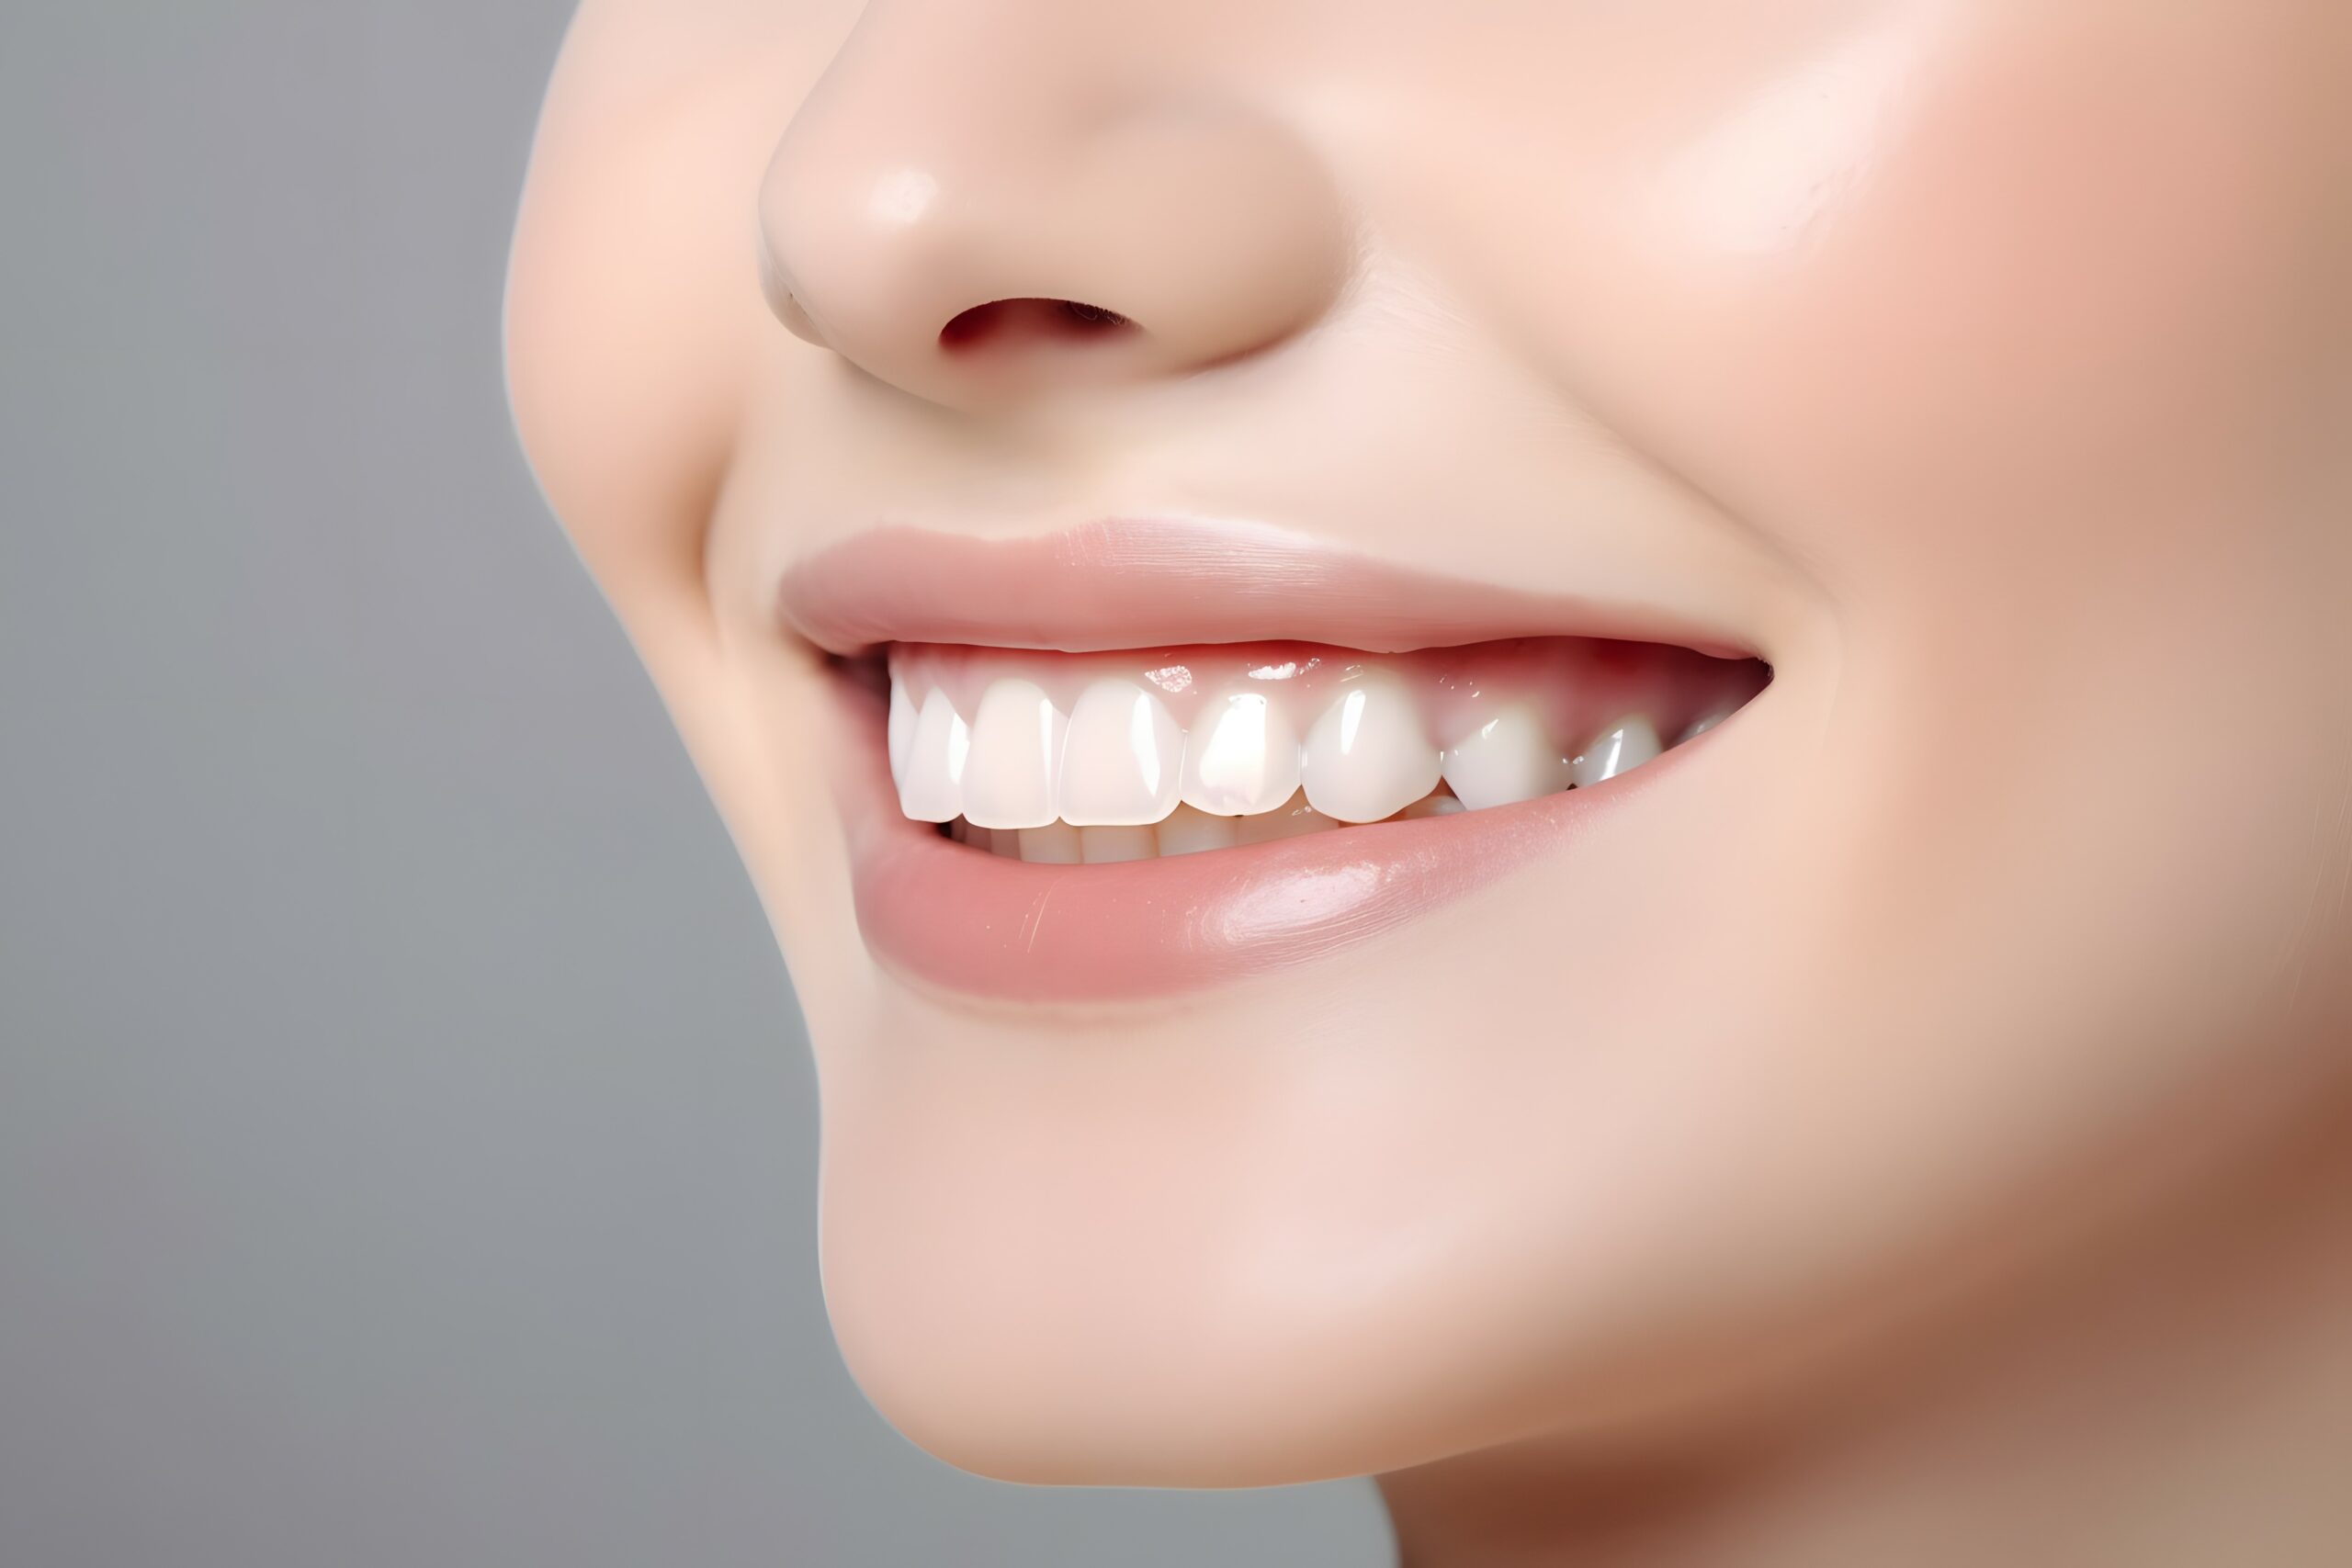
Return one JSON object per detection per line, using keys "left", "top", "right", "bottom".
{"left": 505, "top": 2, "right": 2352, "bottom": 1562}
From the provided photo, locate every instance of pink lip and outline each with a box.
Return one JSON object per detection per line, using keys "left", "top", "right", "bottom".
{"left": 786, "top": 519, "right": 1740, "bottom": 1002}
{"left": 779, "top": 517, "right": 1752, "bottom": 658}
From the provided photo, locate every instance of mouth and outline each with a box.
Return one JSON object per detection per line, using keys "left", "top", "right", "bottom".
{"left": 785, "top": 520, "right": 1771, "bottom": 1004}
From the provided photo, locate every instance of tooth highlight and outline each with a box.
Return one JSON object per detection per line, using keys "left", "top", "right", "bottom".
{"left": 898, "top": 688, "right": 970, "bottom": 823}
{"left": 1571, "top": 715, "right": 1663, "bottom": 787}
{"left": 1060, "top": 679, "right": 1185, "bottom": 827}
{"left": 1301, "top": 676, "right": 1442, "bottom": 823}
{"left": 1442, "top": 704, "right": 1569, "bottom": 811}
{"left": 1180, "top": 691, "right": 1300, "bottom": 818}
{"left": 962, "top": 678, "right": 1068, "bottom": 830}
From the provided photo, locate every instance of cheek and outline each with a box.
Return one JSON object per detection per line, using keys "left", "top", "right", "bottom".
{"left": 1570, "top": 6, "right": 2352, "bottom": 973}
{"left": 1598, "top": 6, "right": 2338, "bottom": 591}
{"left": 1500, "top": 4, "right": 2352, "bottom": 1199}
{"left": 505, "top": 5, "right": 850, "bottom": 616}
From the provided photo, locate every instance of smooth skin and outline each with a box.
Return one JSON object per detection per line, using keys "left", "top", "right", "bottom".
{"left": 506, "top": 3, "right": 2352, "bottom": 1562}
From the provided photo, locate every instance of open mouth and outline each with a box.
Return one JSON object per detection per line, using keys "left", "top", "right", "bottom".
{"left": 784, "top": 520, "right": 1771, "bottom": 1003}
{"left": 880, "top": 637, "right": 1763, "bottom": 861}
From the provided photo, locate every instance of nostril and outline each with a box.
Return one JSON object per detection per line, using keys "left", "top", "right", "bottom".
{"left": 938, "top": 298, "right": 1137, "bottom": 354}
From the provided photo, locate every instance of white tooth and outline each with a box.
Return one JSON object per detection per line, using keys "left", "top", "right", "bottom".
{"left": 1401, "top": 792, "right": 1466, "bottom": 819}
{"left": 1017, "top": 821, "right": 1081, "bottom": 863}
{"left": 1679, "top": 707, "right": 1732, "bottom": 743}
{"left": 897, "top": 688, "right": 969, "bottom": 822}
{"left": 963, "top": 824, "right": 992, "bottom": 852}
{"left": 1180, "top": 691, "right": 1300, "bottom": 818}
{"left": 1059, "top": 679, "right": 1184, "bottom": 827}
{"left": 1301, "top": 675, "right": 1442, "bottom": 823}
{"left": 1571, "top": 714, "right": 1664, "bottom": 786}
{"left": 1234, "top": 790, "right": 1339, "bottom": 844}
{"left": 1442, "top": 703, "right": 1569, "bottom": 811}
{"left": 1080, "top": 825, "right": 1158, "bottom": 863}
{"left": 962, "top": 678, "right": 1068, "bottom": 830}
{"left": 887, "top": 676, "right": 917, "bottom": 787}
{"left": 1156, "top": 804, "right": 1240, "bottom": 857}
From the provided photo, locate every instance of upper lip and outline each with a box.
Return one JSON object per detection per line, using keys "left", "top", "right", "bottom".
{"left": 777, "top": 517, "right": 1761, "bottom": 659}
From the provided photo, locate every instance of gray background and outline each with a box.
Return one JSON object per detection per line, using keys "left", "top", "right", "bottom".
{"left": 0, "top": 6, "right": 1390, "bottom": 1563}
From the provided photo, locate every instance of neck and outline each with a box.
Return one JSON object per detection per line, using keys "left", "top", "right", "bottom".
{"left": 1378, "top": 1109, "right": 2352, "bottom": 1568}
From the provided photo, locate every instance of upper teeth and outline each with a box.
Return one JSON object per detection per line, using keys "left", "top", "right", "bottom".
{"left": 1062, "top": 677, "right": 1186, "bottom": 826}
{"left": 890, "top": 670, "right": 1675, "bottom": 830}
{"left": 1180, "top": 691, "right": 1299, "bottom": 818}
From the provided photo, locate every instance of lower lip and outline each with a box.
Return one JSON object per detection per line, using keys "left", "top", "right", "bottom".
{"left": 830, "top": 679, "right": 1697, "bottom": 1004}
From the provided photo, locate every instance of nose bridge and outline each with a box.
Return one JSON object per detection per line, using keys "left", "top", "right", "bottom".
{"left": 757, "top": 3, "right": 1350, "bottom": 408}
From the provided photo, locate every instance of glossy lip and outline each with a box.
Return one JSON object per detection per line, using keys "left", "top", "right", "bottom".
{"left": 778, "top": 517, "right": 1758, "bottom": 659}
{"left": 785, "top": 518, "right": 1755, "bottom": 1003}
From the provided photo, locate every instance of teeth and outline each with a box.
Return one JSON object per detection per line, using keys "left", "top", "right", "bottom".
{"left": 1442, "top": 703, "right": 1569, "bottom": 811}
{"left": 1570, "top": 714, "right": 1663, "bottom": 787}
{"left": 1080, "top": 824, "right": 1158, "bottom": 863}
{"left": 1301, "top": 675, "right": 1442, "bottom": 823}
{"left": 1016, "top": 820, "right": 1081, "bottom": 863}
{"left": 1060, "top": 679, "right": 1185, "bottom": 827}
{"left": 1180, "top": 691, "right": 1301, "bottom": 818}
{"left": 1679, "top": 707, "right": 1731, "bottom": 743}
{"left": 962, "top": 678, "right": 1068, "bottom": 830}
{"left": 1234, "top": 789, "right": 1339, "bottom": 844}
{"left": 1155, "top": 803, "right": 1239, "bottom": 857}
{"left": 887, "top": 680, "right": 917, "bottom": 788}
{"left": 908, "top": 661, "right": 1702, "bottom": 852}
{"left": 898, "top": 688, "right": 970, "bottom": 822}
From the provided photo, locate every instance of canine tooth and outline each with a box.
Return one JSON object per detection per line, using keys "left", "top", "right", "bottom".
{"left": 898, "top": 688, "right": 969, "bottom": 822}
{"left": 1234, "top": 790, "right": 1339, "bottom": 844}
{"left": 1156, "top": 804, "right": 1240, "bottom": 857}
{"left": 1180, "top": 691, "right": 1300, "bottom": 818}
{"left": 888, "top": 677, "right": 917, "bottom": 787}
{"left": 1571, "top": 715, "right": 1664, "bottom": 786}
{"left": 963, "top": 678, "right": 1068, "bottom": 830}
{"left": 1080, "top": 825, "right": 1159, "bottom": 863}
{"left": 1017, "top": 821, "right": 1081, "bottom": 863}
{"left": 1060, "top": 679, "right": 1184, "bottom": 826}
{"left": 1301, "top": 676, "right": 1442, "bottom": 823}
{"left": 1442, "top": 704, "right": 1569, "bottom": 810}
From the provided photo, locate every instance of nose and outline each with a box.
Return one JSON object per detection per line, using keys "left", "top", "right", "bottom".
{"left": 756, "top": 6, "right": 1351, "bottom": 410}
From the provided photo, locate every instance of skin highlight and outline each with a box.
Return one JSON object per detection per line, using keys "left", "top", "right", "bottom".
{"left": 505, "top": 2, "right": 2352, "bottom": 1562}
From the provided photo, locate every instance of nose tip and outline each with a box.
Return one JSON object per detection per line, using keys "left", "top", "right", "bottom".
{"left": 757, "top": 49, "right": 1351, "bottom": 409}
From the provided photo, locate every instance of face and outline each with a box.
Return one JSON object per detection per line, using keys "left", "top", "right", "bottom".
{"left": 507, "top": 0, "right": 2352, "bottom": 1485}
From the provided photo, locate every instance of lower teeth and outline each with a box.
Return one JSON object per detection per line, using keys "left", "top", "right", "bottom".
{"left": 950, "top": 779, "right": 1479, "bottom": 862}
